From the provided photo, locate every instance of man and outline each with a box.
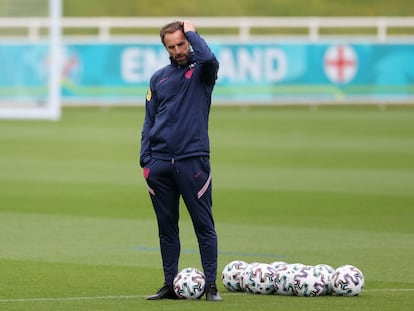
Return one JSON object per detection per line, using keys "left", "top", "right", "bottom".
{"left": 140, "top": 20, "right": 222, "bottom": 301}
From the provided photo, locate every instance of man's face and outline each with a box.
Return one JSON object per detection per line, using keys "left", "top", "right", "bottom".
{"left": 164, "top": 30, "right": 191, "bottom": 66}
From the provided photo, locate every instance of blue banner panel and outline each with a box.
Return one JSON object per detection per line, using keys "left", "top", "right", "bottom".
{"left": 0, "top": 44, "right": 49, "bottom": 100}
{"left": 1, "top": 41, "right": 414, "bottom": 103}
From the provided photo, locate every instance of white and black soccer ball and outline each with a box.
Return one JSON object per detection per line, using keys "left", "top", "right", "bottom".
{"left": 331, "top": 264, "right": 365, "bottom": 296}
{"left": 292, "top": 265, "right": 326, "bottom": 297}
{"left": 173, "top": 267, "right": 206, "bottom": 299}
{"left": 240, "top": 262, "right": 259, "bottom": 293}
{"left": 240, "top": 263, "right": 276, "bottom": 294}
{"left": 222, "top": 260, "right": 249, "bottom": 292}
{"left": 314, "top": 263, "right": 335, "bottom": 295}
{"left": 274, "top": 263, "right": 304, "bottom": 296}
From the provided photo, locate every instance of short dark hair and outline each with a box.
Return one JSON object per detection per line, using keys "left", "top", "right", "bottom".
{"left": 160, "top": 21, "right": 184, "bottom": 46}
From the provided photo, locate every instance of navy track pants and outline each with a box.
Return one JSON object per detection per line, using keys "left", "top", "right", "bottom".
{"left": 143, "top": 156, "right": 218, "bottom": 285}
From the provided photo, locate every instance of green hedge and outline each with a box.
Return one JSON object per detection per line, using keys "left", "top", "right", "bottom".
{"left": 64, "top": 0, "right": 413, "bottom": 17}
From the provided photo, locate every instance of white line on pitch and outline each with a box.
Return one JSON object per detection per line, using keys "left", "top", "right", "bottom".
{"left": 0, "top": 295, "right": 145, "bottom": 303}
{"left": 0, "top": 289, "right": 413, "bottom": 303}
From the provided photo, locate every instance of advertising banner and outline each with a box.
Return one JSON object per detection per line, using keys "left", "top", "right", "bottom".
{"left": 1, "top": 41, "right": 414, "bottom": 104}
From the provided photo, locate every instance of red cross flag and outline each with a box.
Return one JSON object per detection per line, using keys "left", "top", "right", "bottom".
{"left": 324, "top": 45, "right": 358, "bottom": 84}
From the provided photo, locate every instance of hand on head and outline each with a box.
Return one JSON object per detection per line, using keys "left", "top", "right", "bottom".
{"left": 182, "top": 20, "right": 196, "bottom": 33}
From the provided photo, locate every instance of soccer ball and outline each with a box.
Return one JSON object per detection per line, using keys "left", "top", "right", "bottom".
{"left": 292, "top": 265, "right": 325, "bottom": 297}
{"left": 222, "top": 260, "right": 249, "bottom": 292}
{"left": 173, "top": 267, "right": 206, "bottom": 299}
{"left": 331, "top": 265, "right": 365, "bottom": 296}
{"left": 274, "top": 263, "right": 305, "bottom": 296}
{"left": 314, "top": 264, "right": 335, "bottom": 295}
{"left": 240, "top": 263, "right": 276, "bottom": 294}
{"left": 240, "top": 262, "right": 259, "bottom": 293}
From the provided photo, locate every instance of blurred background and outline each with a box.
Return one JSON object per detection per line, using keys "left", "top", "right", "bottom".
{"left": 0, "top": 2, "right": 413, "bottom": 310}
{"left": 62, "top": 0, "right": 412, "bottom": 17}
{"left": 1, "top": 0, "right": 414, "bottom": 119}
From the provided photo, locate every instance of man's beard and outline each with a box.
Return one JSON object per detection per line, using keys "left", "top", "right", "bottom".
{"left": 174, "top": 53, "right": 189, "bottom": 65}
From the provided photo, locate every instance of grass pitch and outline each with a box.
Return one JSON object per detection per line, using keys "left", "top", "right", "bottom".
{"left": 0, "top": 105, "right": 413, "bottom": 310}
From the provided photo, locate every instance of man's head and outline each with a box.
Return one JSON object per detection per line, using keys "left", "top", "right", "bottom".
{"left": 160, "top": 21, "right": 191, "bottom": 66}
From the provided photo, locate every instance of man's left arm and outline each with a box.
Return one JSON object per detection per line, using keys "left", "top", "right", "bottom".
{"left": 183, "top": 21, "right": 219, "bottom": 82}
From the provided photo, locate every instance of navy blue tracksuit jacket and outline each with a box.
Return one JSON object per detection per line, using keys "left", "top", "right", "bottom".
{"left": 140, "top": 30, "right": 220, "bottom": 285}
{"left": 140, "top": 31, "right": 219, "bottom": 166}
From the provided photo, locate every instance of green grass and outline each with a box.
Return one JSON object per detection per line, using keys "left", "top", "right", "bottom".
{"left": 0, "top": 105, "right": 414, "bottom": 310}
{"left": 64, "top": 0, "right": 414, "bottom": 17}
{"left": 61, "top": 0, "right": 414, "bottom": 37}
